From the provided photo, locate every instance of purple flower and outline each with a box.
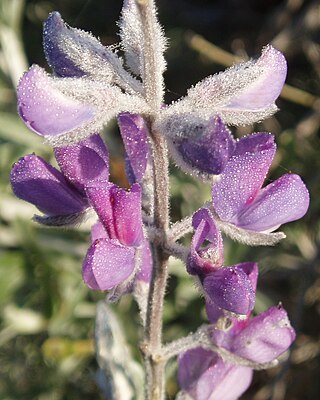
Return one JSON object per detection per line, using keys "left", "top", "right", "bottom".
{"left": 178, "top": 305, "right": 295, "bottom": 400}
{"left": 187, "top": 207, "right": 224, "bottom": 277}
{"left": 83, "top": 222, "right": 151, "bottom": 295}
{"left": 188, "top": 208, "right": 256, "bottom": 317}
{"left": 54, "top": 134, "right": 109, "bottom": 191}
{"left": 178, "top": 348, "right": 253, "bottom": 400}
{"left": 212, "top": 133, "right": 309, "bottom": 233}
{"left": 10, "top": 154, "right": 88, "bottom": 226}
{"left": 17, "top": 8, "right": 287, "bottom": 152}
{"left": 17, "top": 12, "right": 150, "bottom": 145}
{"left": 82, "top": 183, "right": 147, "bottom": 293}
{"left": 229, "top": 305, "right": 296, "bottom": 363}
{"left": 85, "top": 182, "right": 144, "bottom": 247}
{"left": 205, "top": 262, "right": 258, "bottom": 323}
{"left": 156, "top": 45, "right": 287, "bottom": 132}
{"left": 203, "top": 263, "right": 256, "bottom": 316}
{"left": 167, "top": 116, "right": 236, "bottom": 177}
{"left": 10, "top": 134, "right": 109, "bottom": 226}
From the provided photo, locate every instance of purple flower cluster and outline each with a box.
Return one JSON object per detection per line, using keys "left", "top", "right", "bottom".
{"left": 10, "top": 1, "right": 310, "bottom": 398}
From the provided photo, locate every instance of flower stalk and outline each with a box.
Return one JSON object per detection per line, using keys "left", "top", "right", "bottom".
{"left": 10, "top": 0, "right": 310, "bottom": 399}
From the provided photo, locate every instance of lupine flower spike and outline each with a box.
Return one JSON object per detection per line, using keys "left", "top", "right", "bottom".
{"left": 11, "top": 1, "right": 309, "bottom": 399}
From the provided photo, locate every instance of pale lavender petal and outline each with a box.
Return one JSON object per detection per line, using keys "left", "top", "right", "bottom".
{"left": 226, "top": 46, "right": 287, "bottom": 111}
{"left": 43, "top": 12, "right": 85, "bottom": 77}
{"left": 187, "top": 208, "right": 223, "bottom": 277}
{"left": 178, "top": 349, "right": 253, "bottom": 400}
{"left": 118, "top": 113, "right": 150, "bottom": 183}
{"left": 17, "top": 65, "right": 95, "bottom": 137}
{"left": 196, "top": 360, "right": 252, "bottom": 400}
{"left": 232, "top": 305, "right": 296, "bottom": 363}
{"left": 82, "top": 238, "right": 135, "bottom": 290}
{"left": 170, "top": 116, "right": 235, "bottom": 176}
{"left": 172, "top": 45, "right": 286, "bottom": 126}
{"left": 10, "top": 154, "right": 87, "bottom": 216}
{"left": 178, "top": 348, "right": 217, "bottom": 398}
{"left": 203, "top": 265, "right": 255, "bottom": 315}
{"left": 212, "top": 133, "right": 276, "bottom": 223}
{"left": 110, "top": 183, "right": 144, "bottom": 246}
{"left": 237, "top": 174, "right": 310, "bottom": 232}
{"left": 54, "top": 134, "right": 109, "bottom": 191}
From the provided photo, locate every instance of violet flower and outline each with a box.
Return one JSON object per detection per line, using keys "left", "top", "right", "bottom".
{"left": 211, "top": 132, "right": 309, "bottom": 245}
{"left": 54, "top": 133, "right": 109, "bottom": 191}
{"left": 10, "top": 134, "right": 109, "bottom": 226}
{"left": 82, "top": 182, "right": 148, "bottom": 294}
{"left": 17, "top": 9, "right": 153, "bottom": 145}
{"left": 167, "top": 116, "right": 236, "bottom": 178}
{"left": 10, "top": 1, "right": 309, "bottom": 398}
{"left": 188, "top": 208, "right": 256, "bottom": 317}
{"left": 178, "top": 348, "right": 253, "bottom": 400}
{"left": 17, "top": 7, "right": 286, "bottom": 162}
{"left": 10, "top": 154, "right": 88, "bottom": 226}
{"left": 178, "top": 305, "right": 295, "bottom": 400}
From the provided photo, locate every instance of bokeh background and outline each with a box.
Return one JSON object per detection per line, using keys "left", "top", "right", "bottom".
{"left": 0, "top": 0, "right": 319, "bottom": 399}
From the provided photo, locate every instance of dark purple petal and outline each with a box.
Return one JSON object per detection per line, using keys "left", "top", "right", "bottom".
{"left": 82, "top": 238, "right": 135, "bottom": 290}
{"left": 232, "top": 305, "right": 296, "bottom": 363}
{"left": 10, "top": 154, "right": 87, "bottom": 216}
{"left": 212, "top": 132, "right": 276, "bottom": 224}
{"left": 203, "top": 265, "right": 255, "bottom": 315}
{"left": 43, "top": 11, "right": 126, "bottom": 82}
{"left": 118, "top": 113, "right": 150, "bottom": 183}
{"left": 54, "top": 134, "right": 109, "bottom": 191}
{"left": 171, "top": 116, "right": 235, "bottom": 176}
{"left": 43, "top": 12, "right": 85, "bottom": 77}
{"left": 178, "top": 348, "right": 253, "bottom": 400}
{"left": 17, "top": 65, "right": 95, "bottom": 137}
{"left": 86, "top": 182, "right": 144, "bottom": 246}
{"left": 237, "top": 174, "right": 310, "bottom": 232}
{"left": 187, "top": 208, "right": 223, "bottom": 277}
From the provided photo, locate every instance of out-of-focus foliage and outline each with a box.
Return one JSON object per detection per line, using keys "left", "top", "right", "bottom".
{"left": 0, "top": 0, "right": 319, "bottom": 399}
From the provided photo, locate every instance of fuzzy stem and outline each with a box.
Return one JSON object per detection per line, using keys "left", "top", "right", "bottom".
{"left": 161, "top": 325, "right": 279, "bottom": 370}
{"left": 135, "top": 1, "right": 169, "bottom": 397}
{"left": 142, "top": 129, "right": 170, "bottom": 400}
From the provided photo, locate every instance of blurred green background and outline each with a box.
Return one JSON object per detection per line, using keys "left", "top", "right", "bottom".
{"left": 0, "top": 0, "right": 319, "bottom": 399}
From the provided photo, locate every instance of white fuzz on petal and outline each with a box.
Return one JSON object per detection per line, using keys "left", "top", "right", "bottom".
{"left": 159, "top": 45, "right": 286, "bottom": 127}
